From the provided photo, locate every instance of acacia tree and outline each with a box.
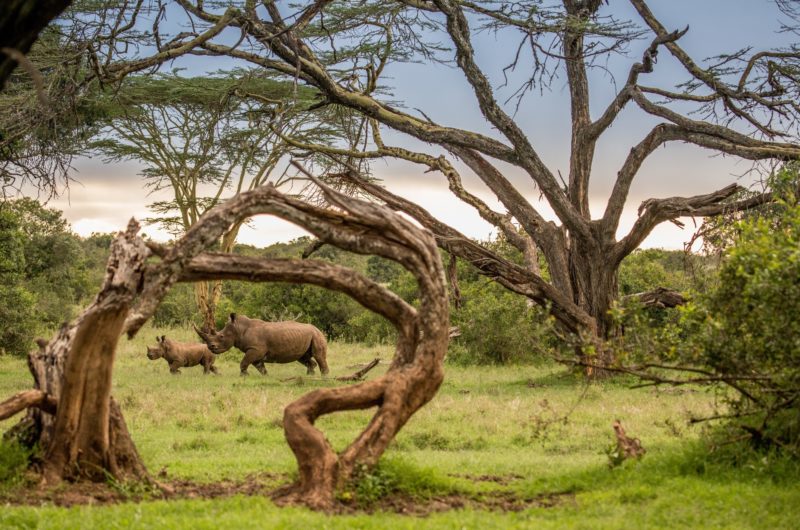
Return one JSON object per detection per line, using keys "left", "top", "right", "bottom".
{"left": 93, "top": 73, "right": 342, "bottom": 330}
{"left": 84, "top": 0, "right": 800, "bottom": 362}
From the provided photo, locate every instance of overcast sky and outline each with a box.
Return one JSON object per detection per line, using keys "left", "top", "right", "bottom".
{"left": 49, "top": 1, "right": 794, "bottom": 250}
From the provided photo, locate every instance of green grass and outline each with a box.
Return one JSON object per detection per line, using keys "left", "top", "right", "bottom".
{"left": 1, "top": 325, "right": 798, "bottom": 528}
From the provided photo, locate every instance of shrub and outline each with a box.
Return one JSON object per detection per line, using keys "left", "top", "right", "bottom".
{"left": 449, "top": 280, "right": 559, "bottom": 365}
{"left": 619, "top": 195, "right": 800, "bottom": 454}
{"left": 0, "top": 440, "right": 32, "bottom": 486}
{"left": 684, "top": 202, "right": 800, "bottom": 453}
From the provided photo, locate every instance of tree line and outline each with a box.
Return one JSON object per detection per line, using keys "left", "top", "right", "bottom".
{"left": 0, "top": 195, "right": 703, "bottom": 363}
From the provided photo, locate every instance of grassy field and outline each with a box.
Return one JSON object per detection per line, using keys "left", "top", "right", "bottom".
{"left": 0, "top": 325, "right": 798, "bottom": 529}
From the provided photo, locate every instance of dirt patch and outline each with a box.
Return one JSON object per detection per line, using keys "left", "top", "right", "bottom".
{"left": 0, "top": 473, "right": 573, "bottom": 515}
{"left": 0, "top": 471, "right": 287, "bottom": 508}
{"left": 449, "top": 473, "right": 525, "bottom": 485}
{"left": 339, "top": 490, "right": 575, "bottom": 516}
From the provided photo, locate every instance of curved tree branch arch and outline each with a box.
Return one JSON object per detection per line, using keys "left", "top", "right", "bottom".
{"left": 1, "top": 177, "right": 448, "bottom": 510}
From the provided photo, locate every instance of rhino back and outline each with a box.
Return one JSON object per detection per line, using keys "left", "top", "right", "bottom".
{"left": 169, "top": 341, "right": 212, "bottom": 365}
{"left": 244, "top": 321, "right": 317, "bottom": 362}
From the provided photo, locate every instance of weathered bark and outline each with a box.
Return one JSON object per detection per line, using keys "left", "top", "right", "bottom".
{"left": 0, "top": 390, "right": 56, "bottom": 421}
{"left": 11, "top": 220, "right": 150, "bottom": 484}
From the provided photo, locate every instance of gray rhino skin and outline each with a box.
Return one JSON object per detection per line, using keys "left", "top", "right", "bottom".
{"left": 146, "top": 335, "right": 218, "bottom": 375}
{"left": 195, "top": 313, "right": 329, "bottom": 376}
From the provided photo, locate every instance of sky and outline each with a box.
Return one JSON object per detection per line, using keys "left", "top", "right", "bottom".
{"left": 48, "top": 1, "right": 795, "bottom": 250}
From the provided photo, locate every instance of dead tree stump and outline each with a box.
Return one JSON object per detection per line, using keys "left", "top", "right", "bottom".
{"left": 6, "top": 220, "right": 150, "bottom": 484}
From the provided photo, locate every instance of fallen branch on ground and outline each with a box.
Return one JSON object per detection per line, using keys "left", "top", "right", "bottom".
{"left": 336, "top": 358, "right": 381, "bottom": 382}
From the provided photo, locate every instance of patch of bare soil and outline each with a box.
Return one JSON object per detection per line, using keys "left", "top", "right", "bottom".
{"left": 0, "top": 471, "right": 286, "bottom": 508}
{"left": 341, "top": 490, "right": 575, "bottom": 516}
{"left": 1, "top": 472, "right": 573, "bottom": 516}
{"left": 449, "top": 473, "right": 525, "bottom": 485}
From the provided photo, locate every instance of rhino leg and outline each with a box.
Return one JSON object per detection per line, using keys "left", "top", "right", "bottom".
{"left": 298, "top": 351, "right": 316, "bottom": 375}
{"left": 169, "top": 360, "right": 183, "bottom": 374}
{"left": 306, "top": 359, "right": 318, "bottom": 375}
{"left": 202, "top": 361, "right": 214, "bottom": 375}
{"left": 311, "top": 332, "right": 329, "bottom": 376}
{"left": 254, "top": 359, "right": 267, "bottom": 375}
{"left": 240, "top": 348, "right": 265, "bottom": 376}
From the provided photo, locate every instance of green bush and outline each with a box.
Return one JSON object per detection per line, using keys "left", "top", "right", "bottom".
{"left": 0, "top": 207, "right": 37, "bottom": 356}
{"left": 449, "top": 280, "right": 558, "bottom": 365}
{"left": 345, "top": 310, "right": 396, "bottom": 345}
{"left": 0, "top": 284, "right": 38, "bottom": 356}
{"left": 685, "top": 201, "right": 800, "bottom": 452}
{"left": 618, "top": 195, "right": 800, "bottom": 454}
{"left": 151, "top": 283, "right": 197, "bottom": 327}
{"left": 0, "top": 440, "right": 32, "bottom": 486}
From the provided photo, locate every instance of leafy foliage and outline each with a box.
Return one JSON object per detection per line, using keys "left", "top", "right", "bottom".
{"left": 685, "top": 199, "right": 800, "bottom": 452}
{"left": 614, "top": 177, "right": 800, "bottom": 454}
{"left": 449, "top": 279, "right": 559, "bottom": 365}
{"left": 0, "top": 205, "right": 37, "bottom": 356}
{"left": 0, "top": 440, "right": 32, "bottom": 486}
{"left": 0, "top": 199, "right": 96, "bottom": 355}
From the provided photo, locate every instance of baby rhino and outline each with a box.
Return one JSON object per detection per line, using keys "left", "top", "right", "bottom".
{"left": 146, "top": 335, "right": 218, "bottom": 375}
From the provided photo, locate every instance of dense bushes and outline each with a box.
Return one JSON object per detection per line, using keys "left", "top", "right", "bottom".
{"left": 683, "top": 201, "right": 800, "bottom": 452}
{"left": 0, "top": 200, "right": 102, "bottom": 356}
{"left": 0, "top": 202, "right": 701, "bottom": 368}
{"left": 448, "top": 280, "right": 559, "bottom": 365}
{"left": 614, "top": 190, "right": 800, "bottom": 454}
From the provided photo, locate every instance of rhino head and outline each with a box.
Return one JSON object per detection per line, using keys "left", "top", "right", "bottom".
{"left": 147, "top": 335, "right": 168, "bottom": 360}
{"left": 194, "top": 313, "right": 238, "bottom": 355}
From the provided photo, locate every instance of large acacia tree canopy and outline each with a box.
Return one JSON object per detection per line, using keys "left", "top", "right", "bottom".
{"left": 8, "top": 0, "right": 800, "bottom": 347}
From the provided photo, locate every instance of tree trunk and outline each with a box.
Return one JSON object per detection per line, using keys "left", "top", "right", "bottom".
{"left": 194, "top": 223, "right": 241, "bottom": 332}
{"left": 163, "top": 176, "right": 452, "bottom": 510}
{"left": 10, "top": 220, "right": 149, "bottom": 484}
{"left": 194, "top": 281, "right": 218, "bottom": 332}
{"left": 567, "top": 241, "right": 619, "bottom": 368}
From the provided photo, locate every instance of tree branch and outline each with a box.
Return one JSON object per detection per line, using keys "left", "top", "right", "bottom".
{"left": 615, "top": 184, "right": 772, "bottom": 261}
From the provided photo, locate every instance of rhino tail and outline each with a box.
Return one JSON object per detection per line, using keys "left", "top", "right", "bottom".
{"left": 311, "top": 329, "right": 329, "bottom": 375}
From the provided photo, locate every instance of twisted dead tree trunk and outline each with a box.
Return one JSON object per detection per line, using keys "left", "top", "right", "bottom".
{"left": 137, "top": 177, "right": 449, "bottom": 509}
{"left": 3, "top": 178, "right": 448, "bottom": 503}
{"left": 4, "top": 221, "right": 150, "bottom": 483}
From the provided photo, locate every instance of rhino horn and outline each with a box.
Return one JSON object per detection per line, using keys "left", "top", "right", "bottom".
{"left": 193, "top": 323, "right": 209, "bottom": 341}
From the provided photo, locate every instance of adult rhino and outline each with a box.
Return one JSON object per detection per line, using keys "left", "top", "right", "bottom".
{"left": 146, "top": 335, "right": 218, "bottom": 375}
{"left": 194, "top": 313, "right": 329, "bottom": 377}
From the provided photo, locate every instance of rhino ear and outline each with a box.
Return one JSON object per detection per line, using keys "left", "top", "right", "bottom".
{"left": 230, "top": 313, "right": 237, "bottom": 322}
{"left": 161, "top": 335, "right": 166, "bottom": 342}
{"left": 156, "top": 336, "right": 162, "bottom": 343}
